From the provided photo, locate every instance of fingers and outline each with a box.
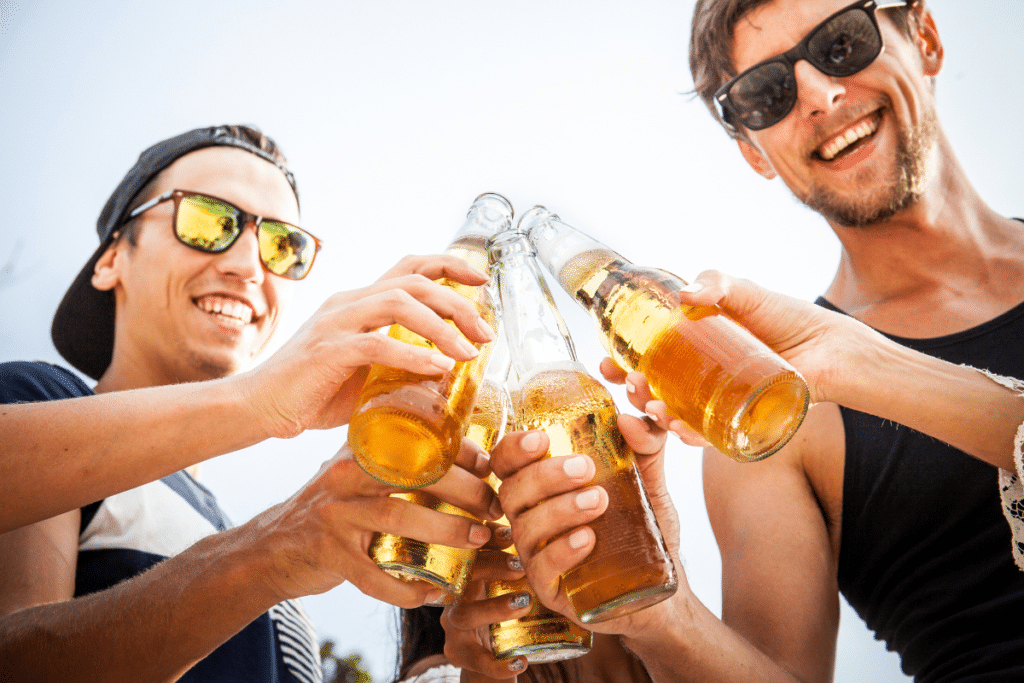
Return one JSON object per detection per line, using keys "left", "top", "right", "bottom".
{"left": 621, "top": 372, "right": 710, "bottom": 448}
{"left": 616, "top": 413, "right": 667, "bottom": 457}
{"left": 351, "top": 495, "right": 493, "bottom": 549}
{"left": 599, "top": 357, "right": 629, "bottom": 385}
{"left": 511, "top": 485, "right": 607, "bottom": 561}
{"left": 676, "top": 269, "right": 733, "bottom": 307}
{"left": 377, "top": 253, "right": 490, "bottom": 288}
{"left": 489, "top": 430, "right": 549, "bottom": 481}
{"left": 441, "top": 589, "right": 530, "bottom": 680}
{"left": 497, "top": 454, "right": 596, "bottom": 520}
{"left": 424, "top": 458, "right": 502, "bottom": 522}
{"left": 526, "top": 526, "right": 598, "bottom": 607}
{"left": 469, "top": 549, "right": 526, "bottom": 583}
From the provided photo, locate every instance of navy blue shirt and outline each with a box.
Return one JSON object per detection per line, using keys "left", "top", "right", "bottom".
{"left": 0, "top": 361, "right": 322, "bottom": 683}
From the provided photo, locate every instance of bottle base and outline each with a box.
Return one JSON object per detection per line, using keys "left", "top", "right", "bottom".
{"left": 574, "top": 581, "right": 678, "bottom": 624}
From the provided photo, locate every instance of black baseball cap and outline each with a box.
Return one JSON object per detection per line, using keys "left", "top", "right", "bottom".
{"left": 51, "top": 124, "right": 300, "bottom": 380}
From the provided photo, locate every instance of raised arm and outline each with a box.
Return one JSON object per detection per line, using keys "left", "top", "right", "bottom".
{"left": 0, "top": 254, "right": 494, "bottom": 533}
{"left": 628, "top": 271, "right": 1023, "bottom": 473}
{"left": 0, "top": 441, "right": 500, "bottom": 683}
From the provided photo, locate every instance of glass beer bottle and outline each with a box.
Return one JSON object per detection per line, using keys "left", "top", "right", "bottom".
{"left": 489, "top": 229, "right": 677, "bottom": 625}
{"left": 520, "top": 206, "right": 809, "bottom": 463}
{"left": 369, "top": 325, "right": 512, "bottom": 603}
{"left": 487, "top": 369, "right": 593, "bottom": 662}
{"left": 348, "top": 193, "right": 510, "bottom": 487}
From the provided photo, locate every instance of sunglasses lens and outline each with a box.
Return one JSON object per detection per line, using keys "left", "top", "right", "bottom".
{"left": 177, "top": 195, "right": 241, "bottom": 251}
{"left": 727, "top": 60, "right": 795, "bottom": 130}
{"left": 259, "top": 223, "right": 317, "bottom": 279}
{"left": 807, "top": 9, "right": 882, "bottom": 77}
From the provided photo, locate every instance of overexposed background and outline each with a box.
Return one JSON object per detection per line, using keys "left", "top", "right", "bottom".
{"left": 2, "top": 1, "right": 1021, "bottom": 681}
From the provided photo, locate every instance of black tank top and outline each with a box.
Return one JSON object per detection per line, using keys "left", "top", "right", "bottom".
{"left": 815, "top": 297, "right": 1024, "bottom": 682}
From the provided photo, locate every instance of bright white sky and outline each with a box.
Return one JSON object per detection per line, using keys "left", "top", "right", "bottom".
{"left": 1, "top": 1, "right": 1021, "bottom": 681}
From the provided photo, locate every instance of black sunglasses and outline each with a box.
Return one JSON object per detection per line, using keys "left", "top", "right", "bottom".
{"left": 714, "top": 0, "right": 911, "bottom": 132}
{"left": 127, "top": 189, "right": 322, "bottom": 280}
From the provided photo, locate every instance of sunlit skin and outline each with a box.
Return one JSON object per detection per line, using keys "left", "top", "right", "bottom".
{"left": 731, "top": 0, "right": 1024, "bottom": 340}
{"left": 92, "top": 147, "right": 300, "bottom": 392}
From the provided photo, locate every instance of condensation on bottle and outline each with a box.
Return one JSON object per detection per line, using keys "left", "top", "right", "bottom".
{"left": 489, "top": 228, "right": 677, "bottom": 625}
{"left": 520, "top": 206, "right": 810, "bottom": 463}
{"left": 348, "top": 193, "right": 511, "bottom": 488}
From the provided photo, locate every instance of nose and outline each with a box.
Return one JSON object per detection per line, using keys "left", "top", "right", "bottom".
{"left": 214, "top": 221, "right": 264, "bottom": 283}
{"left": 792, "top": 59, "right": 846, "bottom": 120}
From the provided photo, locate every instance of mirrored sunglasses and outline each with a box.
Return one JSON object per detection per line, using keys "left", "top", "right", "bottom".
{"left": 714, "top": 0, "right": 911, "bottom": 132}
{"left": 127, "top": 189, "right": 322, "bottom": 280}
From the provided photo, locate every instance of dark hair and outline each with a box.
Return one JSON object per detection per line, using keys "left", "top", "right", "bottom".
{"left": 396, "top": 606, "right": 575, "bottom": 683}
{"left": 689, "top": 0, "right": 920, "bottom": 140}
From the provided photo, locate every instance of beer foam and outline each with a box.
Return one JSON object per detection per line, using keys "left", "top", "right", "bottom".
{"left": 511, "top": 360, "right": 588, "bottom": 390}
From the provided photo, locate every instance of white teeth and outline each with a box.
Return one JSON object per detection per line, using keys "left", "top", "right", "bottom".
{"left": 818, "top": 116, "right": 879, "bottom": 161}
{"left": 198, "top": 297, "right": 254, "bottom": 323}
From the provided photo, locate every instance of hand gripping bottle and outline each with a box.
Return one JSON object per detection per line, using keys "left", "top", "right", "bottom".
{"left": 369, "top": 322, "right": 512, "bottom": 603}
{"left": 521, "top": 206, "right": 809, "bottom": 463}
{"left": 348, "top": 193, "right": 510, "bottom": 487}
{"left": 486, "top": 349, "right": 593, "bottom": 662}
{"left": 489, "top": 228, "right": 677, "bottom": 625}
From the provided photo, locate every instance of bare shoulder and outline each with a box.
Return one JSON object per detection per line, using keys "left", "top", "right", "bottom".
{"left": 703, "top": 401, "right": 845, "bottom": 543}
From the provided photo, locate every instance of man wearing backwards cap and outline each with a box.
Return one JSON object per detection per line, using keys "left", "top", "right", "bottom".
{"left": 0, "top": 124, "right": 503, "bottom": 682}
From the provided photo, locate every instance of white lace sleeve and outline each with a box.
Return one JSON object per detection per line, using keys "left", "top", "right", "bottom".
{"left": 970, "top": 367, "right": 1024, "bottom": 572}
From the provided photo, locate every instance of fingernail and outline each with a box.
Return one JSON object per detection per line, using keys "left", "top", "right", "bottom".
{"left": 469, "top": 524, "right": 491, "bottom": 546}
{"left": 521, "top": 431, "right": 543, "bottom": 452}
{"left": 625, "top": 380, "right": 636, "bottom": 394}
{"left": 458, "top": 336, "right": 480, "bottom": 359}
{"left": 562, "top": 455, "right": 588, "bottom": 478}
{"left": 489, "top": 497, "right": 504, "bottom": 520}
{"left": 509, "top": 592, "right": 531, "bottom": 609}
{"left": 568, "top": 528, "right": 590, "bottom": 549}
{"left": 474, "top": 450, "right": 490, "bottom": 475}
{"left": 575, "top": 488, "right": 600, "bottom": 510}
{"left": 508, "top": 658, "right": 526, "bottom": 673}
{"left": 681, "top": 281, "right": 703, "bottom": 293}
{"left": 424, "top": 589, "right": 443, "bottom": 604}
{"left": 429, "top": 352, "right": 456, "bottom": 372}
{"left": 646, "top": 410, "right": 661, "bottom": 424}
{"left": 508, "top": 554, "right": 524, "bottom": 571}
{"left": 496, "top": 525, "right": 513, "bottom": 542}
{"left": 477, "top": 317, "right": 496, "bottom": 341}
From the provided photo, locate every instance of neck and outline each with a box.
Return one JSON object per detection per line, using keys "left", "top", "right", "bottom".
{"left": 823, "top": 129, "right": 1024, "bottom": 334}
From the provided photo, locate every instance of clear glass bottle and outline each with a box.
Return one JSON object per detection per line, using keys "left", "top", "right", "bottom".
{"left": 487, "top": 361, "right": 593, "bottom": 662}
{"left": 489, "top": 229, "right": 677, "bottom": 625}
{"left": 369, "top": 325, "right": 512, "bottom": 603}
{"left": 521, "top": 206, "right": 809, "bottom": 463}
{"left": 348, "top": 193, "right": 510, "bottom": 487}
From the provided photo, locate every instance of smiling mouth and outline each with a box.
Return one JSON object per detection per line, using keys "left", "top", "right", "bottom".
{"left": 815, "top": 111, "right": 882, "bottom": 162}
{"left": 195, "top": 295, "right": 255, "bottom": 325}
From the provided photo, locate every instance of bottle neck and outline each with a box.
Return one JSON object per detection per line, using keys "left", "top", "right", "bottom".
{"left": 448, "top": 193, "right": 514, "bottom": 273}
{"left": 492, "top": 237, "right": 578, "bottom": 380}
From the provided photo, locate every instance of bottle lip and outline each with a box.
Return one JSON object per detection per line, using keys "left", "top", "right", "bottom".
{"left": 473, "top": 192, "right": 514, "bottom": 217}
{"left": 486, "top": 228, "right": 535, "bottom": 265}
{"left": 516, "top": 205, "right": 557, "bottom": 234}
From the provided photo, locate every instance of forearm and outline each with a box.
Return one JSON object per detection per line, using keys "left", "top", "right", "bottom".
{"left": 830, "top": 332, "right": 1023, "bottom": 471}
{"left": 621, "top": 594, "right": 804, "bottom": 683}
{"left": 0, "top": 376, "right": 267, "bottom": 533}
{"left": 0, "top": 523, "right": 279, "bottom": 683}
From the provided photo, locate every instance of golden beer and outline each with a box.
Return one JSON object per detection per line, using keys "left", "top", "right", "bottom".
{"left": 487, "top": 573, "right": 593, "bottom": 662}
{"left": 524, "top": 207, "right": 809, "bottom": 462}
{"left": 349, "top": 195, "right": 509, "bottom": 488}
{"left": 369, "top": 377, "right": 508, "bottom": 602}
{"left": 516, "top": 364, "right": 677, "bottom": 624}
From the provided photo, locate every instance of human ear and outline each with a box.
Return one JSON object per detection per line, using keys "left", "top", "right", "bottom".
{"left": 737, "top": 139, "right": 777, "bottom": 180}
{"left": 914, "top": 7, "right": 944, "bottom": 77}
{"left": 91, "top": 237, "right": 123, "bottom": 292}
